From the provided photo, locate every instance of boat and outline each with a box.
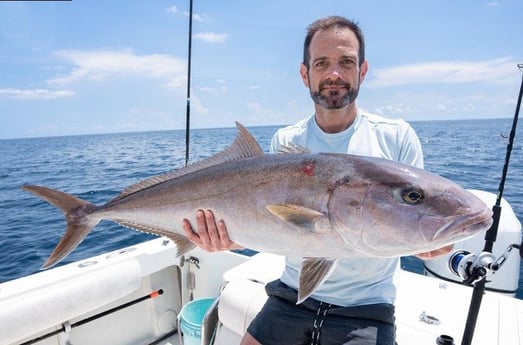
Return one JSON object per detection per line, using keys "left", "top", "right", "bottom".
{"left": 2, "top": 0, "right": 521, "bottom": 341}
{"left": 0, "top": 187, "right": 521, "bottom": 345}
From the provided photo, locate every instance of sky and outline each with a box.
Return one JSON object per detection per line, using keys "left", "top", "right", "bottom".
{"left": 0, "top": 0, "right": 522, "bottom": 139}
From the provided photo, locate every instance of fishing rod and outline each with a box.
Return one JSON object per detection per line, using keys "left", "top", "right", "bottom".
{"left": 184, "top": 0, "right": 194, "bottom": 166}
{"left": 454, "top": 63, "right": 523, "bottom": 345}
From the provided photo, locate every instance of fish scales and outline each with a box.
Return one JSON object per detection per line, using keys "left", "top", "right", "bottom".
{"left": 98, "top": 153, "right": 348, "bottom": 256}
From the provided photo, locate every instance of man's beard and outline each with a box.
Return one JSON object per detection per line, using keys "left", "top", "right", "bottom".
{"left": 310, "top": 79, "right": 360, "bottom": 109}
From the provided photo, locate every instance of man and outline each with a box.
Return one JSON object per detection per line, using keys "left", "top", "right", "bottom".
{"left": 182, "top": 16, "right": 450, "bottom": 345}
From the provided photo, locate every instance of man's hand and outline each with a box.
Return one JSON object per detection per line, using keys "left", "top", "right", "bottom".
{"left": 182, "top": 209, "right": 243, "bottom": 252}
{"left": 415, "top": 244, "right": 454, "bottom": 260}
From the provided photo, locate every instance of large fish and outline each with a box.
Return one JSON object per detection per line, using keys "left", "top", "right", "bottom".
{"left": 23, "top": 122, "right": 493, "bottom": 303}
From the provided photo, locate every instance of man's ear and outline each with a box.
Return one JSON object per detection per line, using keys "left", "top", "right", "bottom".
{"left": 300, "top": 63, "right": 310, "bottom": 88}
{"left": 359, "top": 60, "right": 368, "bottom": 84}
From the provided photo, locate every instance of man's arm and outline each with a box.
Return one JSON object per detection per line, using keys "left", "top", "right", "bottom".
{"left": 182, "top": 209, "right": 243, "bottom": 251}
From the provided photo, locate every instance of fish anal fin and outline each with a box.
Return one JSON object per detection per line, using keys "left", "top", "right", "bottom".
{"left": 266, "top": 204, "right": 325, "bottom": 228}
{"left": 297, "top": 258, "right": 338, "bottom": 304}
{"left": 166, "top": 233, "right": 197, "bottom": 256}
{"left": 115, "top": 220, "right": 196, "bottom": 256}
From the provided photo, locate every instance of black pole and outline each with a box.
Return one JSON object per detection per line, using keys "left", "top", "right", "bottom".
{"left": 184, "top": 0, "right": 194, "bottom": 166}
{"left": 460, "top": 64, "right": 523, "bottom": 345}
{"left": 484, "top": 65, "right": 523, "bottom": 251}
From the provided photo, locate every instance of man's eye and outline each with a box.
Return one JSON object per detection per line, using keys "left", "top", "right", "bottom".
{"left": 341, "top": 59, "right": 356, "bottom": 67}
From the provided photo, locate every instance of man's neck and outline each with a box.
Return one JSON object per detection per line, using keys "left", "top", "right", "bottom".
{"left": 314, "top": 104, "right": 358, "bottom": 133}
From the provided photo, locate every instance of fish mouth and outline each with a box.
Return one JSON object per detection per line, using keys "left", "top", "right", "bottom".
{"left": 432, "top": 208, "right": 493, "bottom": 241}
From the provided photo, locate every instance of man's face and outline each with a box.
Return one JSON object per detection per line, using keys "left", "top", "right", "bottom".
{"left": 301, "top": 27, "right": 368, "bottom": 109}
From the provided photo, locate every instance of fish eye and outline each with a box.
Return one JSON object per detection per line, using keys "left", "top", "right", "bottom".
{"left": 403, "top": 189, "right": 424, "bottom": 204}
{"left": 393, "top": 187, "right": 424, "bottom": 204}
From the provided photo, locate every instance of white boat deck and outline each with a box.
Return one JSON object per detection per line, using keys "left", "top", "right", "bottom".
{"left": 216, "top": 252, "right": 523, "bottom": 345}
{"left": 1, "top": 238, "right": 522, "bottom": 345}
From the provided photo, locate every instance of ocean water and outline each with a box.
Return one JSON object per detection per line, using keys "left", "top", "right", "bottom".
{"left": 0, "top": 119, "right": 522, "bottom": 298}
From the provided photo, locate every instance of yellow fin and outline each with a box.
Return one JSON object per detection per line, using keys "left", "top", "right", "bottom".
{"left": 266, "top": 204, "right": 324, "bottom": 227}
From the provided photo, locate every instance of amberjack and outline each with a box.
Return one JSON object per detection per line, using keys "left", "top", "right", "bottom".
{"left": 23, "top": 122, "right": 493, "bottom": 303}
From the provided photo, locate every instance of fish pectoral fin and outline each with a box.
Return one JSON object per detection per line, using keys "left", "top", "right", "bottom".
{"left": 266, "top": 204, "right": 325, "bottom": 228}
{"left": 297, "top": 258, "right": 338, "bottom": 304}
{"left": 115, "top": 220, "right": 196, "bottom": 256}
{"left": 277, "top": 143, "right": 311, "bottom": 154}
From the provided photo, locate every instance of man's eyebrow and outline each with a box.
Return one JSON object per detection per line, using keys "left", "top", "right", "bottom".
{"left": 311, "top": 56, "right": 328, "bottom": 63}
{"left": 340, "top": 52, "right": 358, "bottom": 59}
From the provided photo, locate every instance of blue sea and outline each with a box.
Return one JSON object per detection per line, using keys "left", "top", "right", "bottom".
{"left": 1, "top": 119, "right": 522, "bottom": 298}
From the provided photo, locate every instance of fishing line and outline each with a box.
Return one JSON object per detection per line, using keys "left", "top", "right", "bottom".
{"left": 460, "top": 63, "right": 523, "bottom": 345}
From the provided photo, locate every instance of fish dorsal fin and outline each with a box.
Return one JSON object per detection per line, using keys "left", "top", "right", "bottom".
{"left": 266, "top": 204, "right": 325, "bottom": 228}
{"left": 277, "top": 143, "right": 310, "bottom": 154}
{"left": 297, "top": 258, "right": 338, "bottom": 304}
{"left": 114, "top": 122, "right": 263, "bottom": 200}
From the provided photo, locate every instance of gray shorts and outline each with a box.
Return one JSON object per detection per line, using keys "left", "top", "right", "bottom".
{"left": 246, "top": 280, "right": 396, "bottom": 345}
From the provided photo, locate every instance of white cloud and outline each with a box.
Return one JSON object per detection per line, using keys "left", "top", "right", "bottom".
{"left": 194, "top": 32, "right": 228, "bottom": 43}
{"left": 198, "top": 85, "right": 228, "bottom": 93}
{"left": 436, "top": 103, "right": 448, "bottom": 112}
{"left": 115, "top": 107, "right": 177, "bottom": 132}
{"left": 192, "top": 95, "right": 209, "bottom": 115}
{"left": 164, "top": 76, "right": 187, "bottom": 90}
{"left": 367, "top": 57, "right": 517, "bottom": 87}
{"left": 198, "top": 79, "right": 228, "bottom": 93}
{"left": 0, "top": 88, "right": 74, "bottom": 100}
{"left": 165, "top": 6, "right": 178, "bottom": 14}
{"left": 183, "top": 12, "right": 211, "bottom": 22}
{"left": 246, "top": 101, "right": 264, "bottom": 112}
{"left": 47, "top": 49, "right": 186, "bottom": 88}
{"left": 199, "top": 86, "right": 214, "bottom": 93}
{"left": 374, "top": 103, "right": 411, "bottom": 116}
{"left": 245, "top": 101, "right": 286, "bottom": 124}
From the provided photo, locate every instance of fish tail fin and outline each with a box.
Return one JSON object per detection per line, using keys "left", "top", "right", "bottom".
{"left": 22, "top": 185, "right": 99, "bottom": 269}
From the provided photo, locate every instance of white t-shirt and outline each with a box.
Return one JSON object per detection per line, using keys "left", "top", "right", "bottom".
{"left": 270, "top": 109, "right": 424, "bottom": 307}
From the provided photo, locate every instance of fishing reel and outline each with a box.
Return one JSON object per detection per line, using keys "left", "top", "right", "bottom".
{"left": 448, "top": 243, "right": 522, "bottom": 285}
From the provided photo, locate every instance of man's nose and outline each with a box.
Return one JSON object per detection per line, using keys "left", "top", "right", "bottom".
{"left": 326, "top": 64, "right": 343, "bottom": 79}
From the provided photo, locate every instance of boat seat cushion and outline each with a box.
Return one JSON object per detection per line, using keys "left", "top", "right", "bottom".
{"left": 0, "top": 260, "right": 141, "bottom": 345}
{"left": 218, "top": 279, "right": 268, "bottom": 336}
